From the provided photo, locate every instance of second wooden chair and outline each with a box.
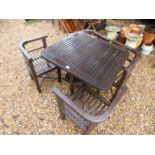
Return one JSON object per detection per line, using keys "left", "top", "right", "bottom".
{"left": 19, "top": 35, "right": 61, "bottom": 93}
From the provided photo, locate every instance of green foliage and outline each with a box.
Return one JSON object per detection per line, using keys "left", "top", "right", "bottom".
{"left": 24, "top": 19, "right": 40, "bottom": 25}
{"left": 106, "top": 19, "right": 112, "bottom": 26}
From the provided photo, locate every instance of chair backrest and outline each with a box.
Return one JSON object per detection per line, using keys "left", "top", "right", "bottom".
{"left": 19, "top": 42, "right": 37, "bottom": 77}
{"left": 19, "top": 35, "right": 50, "bottom": 80}
{"left": 110, "top": 68, "right": 129, "bottom": 102}
{"left": 52, "top": 71, "right": 128, "bottom": 133}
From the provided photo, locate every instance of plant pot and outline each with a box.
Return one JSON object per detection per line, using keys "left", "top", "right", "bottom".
{"left": 119, "top": 27, "right": 131, "bottom": 43}
{"left": 141, "top": 43, "right": 154, "bottom": 55}
{"left": 125, "top": 33, "right": 143, "bottom": 49}
{"left": 130, "top": 24, "right": 143, "bottom": 34}
{"left": 138, "top": 24, "right": 145, "bottom": 33}
{"left": 143, "top": 25, "right": 155, "bottom": 44}
{"left": 105, "top": 26, "right": 121, "bottom": 40}
{"left": 143, "top": 32, "right": 155, "bottom": 44}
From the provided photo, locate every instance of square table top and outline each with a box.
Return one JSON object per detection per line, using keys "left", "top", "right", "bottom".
{"left": 41, "top": 31, "right": 129, "bottom": 90}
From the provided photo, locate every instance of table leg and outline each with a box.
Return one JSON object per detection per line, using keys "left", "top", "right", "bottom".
{"left": 96, "top": 89, "right": 100, "bottom": 95}
{"left": 69, "top": 75, "right": 74, "bottom": 95}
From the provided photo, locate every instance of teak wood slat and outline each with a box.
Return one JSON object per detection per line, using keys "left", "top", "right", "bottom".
{"left": 42, "top": 31, "right": 130, "bottom": 90}
{"left": 52, "top": 69, "right": 128, "bottom": 134}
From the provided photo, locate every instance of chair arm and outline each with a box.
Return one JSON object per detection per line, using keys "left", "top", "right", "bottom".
{"left": 18, "top": 42, "right": 32, "bottom": 61}
{"left": 87, "top": 85, "right": 128, "bottom": 123}
{"left": 18, "top": 35, "right": 48, "bottom": 60}
{"left": 20, "top": 35, "right": 48, "bottom": 45}
{"left": 52, "top": 86, "right": 127, "bottom": 123}
{"left": 126, "top": 50, "right": 141, "bottom": 73}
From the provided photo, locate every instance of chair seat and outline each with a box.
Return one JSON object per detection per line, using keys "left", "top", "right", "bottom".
{"left": 61, "top": 85, "right": 110, "bottom": 130}
{"left": 33, "top": 57, "right": 56, "bottom": 76}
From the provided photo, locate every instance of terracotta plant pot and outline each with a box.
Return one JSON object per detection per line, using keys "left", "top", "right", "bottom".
{"left": 143, "top": 25, "right": 155, "bottom": 44}
{"left": 130, "top": 24, "right": 143, "bottom": 34}
{"left": 119, "top": 27, "right": 131, "bottom": 43}
{"left": 120, "top": 27, "right": 131, "bottom": 37}
{"left": 143, "top": 31, "right": 155, "bottom": 44}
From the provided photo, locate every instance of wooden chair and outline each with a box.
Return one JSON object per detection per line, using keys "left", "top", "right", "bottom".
{"left": 19, "top": 35, "right": 61, "bottom": 93}
{"left": 52, "top": 70, "right": 128, "bottom": 134}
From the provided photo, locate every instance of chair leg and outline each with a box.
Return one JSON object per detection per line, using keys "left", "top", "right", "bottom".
{"left": 58, "top": 106, "right": 65, "bottom": 120}
{"left": 33, "top": 76, "right": 42, "bottom": 93}
{"left": 69, "top": 76, "right": 74, "bottom": 95}
{"left": 56, "top": 97, "right": 65, "bottom": 120}
{"left": 83, "top": 123, "right": 97, "bottom": 135}
{"left": 57, "top": 68, "right": 62, "bottom": 83}
{"left": 29, "top": 72, "right": 34, "bottom": 80}
{"left": 96, "top": 89, "right": 100, "bottom": 95}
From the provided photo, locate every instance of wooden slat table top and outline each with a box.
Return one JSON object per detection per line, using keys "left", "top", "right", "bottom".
{"left": 42, "top": 31, "right": 129, "bottom": 90}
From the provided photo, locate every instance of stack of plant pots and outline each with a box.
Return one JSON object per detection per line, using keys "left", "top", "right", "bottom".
{"left": 141, "top": 25, "right": 155, "bottom": 55}
{"left": 121, "top": 24, "right": 144, "bottom": 49}
{"left": 105, "top": 22, "right": 155, "bottom": 55}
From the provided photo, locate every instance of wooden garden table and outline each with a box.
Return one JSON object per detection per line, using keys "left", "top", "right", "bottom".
{"left": 41, "top": 30, "right": 129, "bottom": 91}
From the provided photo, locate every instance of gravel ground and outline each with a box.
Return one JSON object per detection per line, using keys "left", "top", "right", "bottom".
{"left": 0, "top": 19, "right": 154, "bottom": 135}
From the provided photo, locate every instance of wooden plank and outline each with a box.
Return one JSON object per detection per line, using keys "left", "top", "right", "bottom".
{"left": 42, "top": 31, "right": 129, "bottom": 90}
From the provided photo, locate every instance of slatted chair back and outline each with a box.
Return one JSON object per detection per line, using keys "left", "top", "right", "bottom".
{"left": 52, "top": 70, "right": 129, "bottom": 134}
{"left": 19, "top": 35, "right": 48, "bottom": 75}
{"left": 19, "top": 41, "right": 38, "bottom": 80}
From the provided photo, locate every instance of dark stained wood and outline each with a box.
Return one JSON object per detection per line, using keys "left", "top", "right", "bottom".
{"left": 83, "top": 30, "right": 141, "bottom": 75}
{"left": 52, "top": 70, "right": 128, "bottom": 134}
{"left": 42, "top": 31, "right": 129, "bottom": 90}
{"left": 19, "top": 35, "right": 62, "bottom": 93}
